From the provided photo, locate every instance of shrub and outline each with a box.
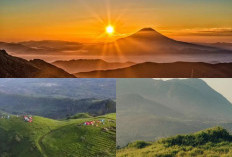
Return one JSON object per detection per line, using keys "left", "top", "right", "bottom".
{"left": 128, "top": 141, "right": 151, "bottom": 149}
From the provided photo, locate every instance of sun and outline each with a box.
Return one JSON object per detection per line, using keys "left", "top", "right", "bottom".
{"left": 106, "top": 25, "right": 114, "bottom": 35}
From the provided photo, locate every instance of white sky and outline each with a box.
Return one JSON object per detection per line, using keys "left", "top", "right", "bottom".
{"left": 154, "top": 78, "right": 232, "bottom": 103}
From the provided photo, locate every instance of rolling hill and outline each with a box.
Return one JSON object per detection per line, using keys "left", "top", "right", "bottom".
{"left": 117, "top": 79, "right": 232, "bottom": 147}
{"left": 74, "top": 62, "right": 232, "bottom": 78}
{"left": 0, "top": 50, "right": 75, "bottom": 78}
{"left": 52, "top": 59, "right": 135, "bottom": 73}
{"left": 117, "top": 127, "right": 232, "bottom": 157}
{"left": 0, "top": 113, "right": 116, "bottom": 157}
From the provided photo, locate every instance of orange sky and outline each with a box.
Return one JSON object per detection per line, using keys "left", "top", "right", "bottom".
{"left": 1, "top": 0, "right": 232, "bottom": 43}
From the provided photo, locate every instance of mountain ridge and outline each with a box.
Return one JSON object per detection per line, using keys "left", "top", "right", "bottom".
{"left": 117, "top": 127, "right": 232, "bottom": 157}
{"left": 52, "top": 59, "right": 135, "bottom": 73}
{"left": 74, "top": 62, "right": 232, "bottom": 78}
{"left": 0, "top": 50, "right": 75, "bottom": 78}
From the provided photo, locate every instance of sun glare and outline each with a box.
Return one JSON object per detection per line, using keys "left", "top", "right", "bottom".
{"left": 106, "top": 25, "right": 114, "bottom": 35}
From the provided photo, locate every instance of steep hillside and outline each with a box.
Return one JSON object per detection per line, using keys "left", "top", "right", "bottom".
{"left": 116, "top": 79, "right": 232, "bottom": 147}
{"left": 117, "top": 127, "right": 232, "bottom": 157}
{"left": 117, "top": 79, "right": 232, "bottom": 121}
{"left": 52, "top": 59, "right": 135, "bottom": 73}
{"left": 0, "top": 92, "right": 116, "bottom": 119}
{"left": 0, "top": 113, "right": 116, "bottom": 157}
{"left": 74, "top": 62, "right": 232, "bottom": 78}
{"left": 0, "top": 50, "right": 75, "bottom": 78}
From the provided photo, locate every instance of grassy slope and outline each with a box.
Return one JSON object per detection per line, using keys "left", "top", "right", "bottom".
{"left": 117, "top": 127, "right": 232, "bottom": 157}
{"left": 0, "top": 113, "right": 116, "bottom": 157}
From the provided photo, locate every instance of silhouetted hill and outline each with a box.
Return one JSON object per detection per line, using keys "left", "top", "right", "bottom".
{"left": 30, "top": 59, "right": 75, "bottom": 78}
{"left": 126, "top": 27, "right": 174, "bottom": 42}
{"left": 74, "top": 62, "right": 232, "bottom": 78}
{"left": 117, "top": 127, "right": 232, "bottom": 157}
{"left": 0, "top": 50, "right": 75, "bottom": 78}
{"left": 52, "top": 59, "right": 135, "bottom": 73}
{"left": 0, "top": 41, "right": 83, "bottom": 55}
{"left": 86, "top": 27, "right": 231, "bottom": 56}
{"left": 0, "top": 42, "right": 39, "bottom": 54}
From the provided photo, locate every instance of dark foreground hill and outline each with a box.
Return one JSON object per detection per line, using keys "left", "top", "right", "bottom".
{"left": 117, "top": 127, "right": 232, "bottom": 157}
{"left": 0, "top": 113, "right": 116, "bottom": 157}
{"left": 75, "top": 62, "right": 232, "bottom": 78}
{"left": 0, "top": 50, "right": 75, "bottom": 78}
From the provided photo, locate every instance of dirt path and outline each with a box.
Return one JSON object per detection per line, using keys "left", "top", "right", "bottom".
{"left": 38, "top": 124, "right": 74, "bottom": 157}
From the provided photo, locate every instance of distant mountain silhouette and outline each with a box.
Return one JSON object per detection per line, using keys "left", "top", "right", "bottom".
{"left": 125, "top": 27, "right": 174, "bottom": 42}
{"left": 108, "top": 27, "right": 230, "bottom": 56}
{"left": 74, "top": 62, "right": 232, "bottom": 78}
{"left": 0, "top": 50, "right": 75, "bottom": 78}
{"left": 19, "top": 40, "right": 83, "bottom": 51}
{"left": 52, "top": 59, "right": 135, "bottom": 73}
{"left": 1, "top": 28, "right": 231, "bottom": 57}
{"left": 0, "top": 40, "right": 82, "bottom": 55}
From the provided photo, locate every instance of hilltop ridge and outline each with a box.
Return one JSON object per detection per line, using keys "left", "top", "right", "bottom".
{"left": 117, "top": 127, "right": 232, "bottom": 157}
{"left": 0, "top": 50, "right": 75, "bottom": 78}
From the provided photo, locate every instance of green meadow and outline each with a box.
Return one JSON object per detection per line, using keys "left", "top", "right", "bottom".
{"left": 0, "top": 113, "right": 116, "bottom": 157}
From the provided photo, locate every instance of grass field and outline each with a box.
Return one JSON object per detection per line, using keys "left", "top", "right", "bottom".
{"left": 117, "top": 127, "right": 232, "bottom": 157}
{"left": 0, "top": 113, "right": 116, "bottom": 157}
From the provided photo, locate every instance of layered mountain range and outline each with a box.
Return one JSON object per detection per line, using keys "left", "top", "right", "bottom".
{"left": 1, "top": 28, "right": 232, "bottom": 78}
{"left": 1, "top": 28, "right": 230, "bottom": 56}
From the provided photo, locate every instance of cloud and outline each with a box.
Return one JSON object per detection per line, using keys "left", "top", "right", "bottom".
{"left": 163, "top": 28, "right": 232, "bottom": 36}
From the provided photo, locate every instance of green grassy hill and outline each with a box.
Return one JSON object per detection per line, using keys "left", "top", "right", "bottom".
{"left": 0, "top": 113, "right": 116, "bottom": 157}
{"left": 117, "top": 127, "right": 232, "bottom": 157}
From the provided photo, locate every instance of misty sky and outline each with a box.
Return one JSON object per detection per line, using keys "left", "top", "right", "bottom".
{"left": 1, "top": 0, "right": 232, "bottom": 42}
{"left": 203, "top": 79, "right": 232, "bottom": 103}
{"left": 156, "top": 79, "right": 232, "bottom": 103}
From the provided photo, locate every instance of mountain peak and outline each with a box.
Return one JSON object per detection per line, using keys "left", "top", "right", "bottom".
{"left": 125, "top": 27, "right": 173, "bottom": 42}
{"left": 0, "top": 49, "right": 8, "bottom": 55}
{"left": 139, "top": 28, "right": 156, "bottom": 32}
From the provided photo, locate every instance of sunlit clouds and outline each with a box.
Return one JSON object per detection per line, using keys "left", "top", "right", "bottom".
{"left": 0, "top": 0, "right": 232, "bottom": 42}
